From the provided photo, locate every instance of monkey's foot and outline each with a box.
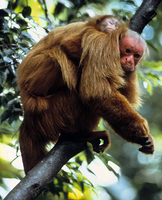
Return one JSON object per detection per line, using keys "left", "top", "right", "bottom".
{"left": 87, "top": 130, "right": 110, "bottom": 153}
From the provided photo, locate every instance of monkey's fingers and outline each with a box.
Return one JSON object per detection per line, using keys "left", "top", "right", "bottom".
{"left": 91, "top": 138, "right": 100, "bottom": 153}
{"left": 139, "top": 145, "right": 154, "bottom": 154}
{"left": 93, "top": 143, "right": 108, "bottom": 153}
{"left": 133, "top": 134, "right": 155, "bottom": 154}
{"left": 90, "top": 137, "right": 108, "bottom": 153}
{"left": 138, "top": 135, "right": 154, "bottom": 154}
{"left": 133, "top": 135, "right": 149, "bottom": 145}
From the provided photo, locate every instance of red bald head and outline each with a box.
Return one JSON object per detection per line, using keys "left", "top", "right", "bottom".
{"left": 120, "top": 31, "right": 146, "bottom": 72}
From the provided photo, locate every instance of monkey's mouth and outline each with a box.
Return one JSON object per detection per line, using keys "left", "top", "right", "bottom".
{"left": 122, "top": 65, "right": 134, "bottom": 72}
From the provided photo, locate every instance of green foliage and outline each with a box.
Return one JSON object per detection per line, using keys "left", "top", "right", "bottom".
{"left": 44, "top": 159, "right": 96, "bottom": 199}
{"left": 139, "top": 61, "right": 162, "bottom": 94}
{"left": 0, "top": 7, "right": 36, "bottom": 125}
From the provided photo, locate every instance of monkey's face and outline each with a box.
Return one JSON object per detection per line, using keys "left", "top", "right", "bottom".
{"left": 100, "top": 17, "right": 119, "bottom": 33}
{"left": 105, "top": 18, "right": 119, "bottom": 31}
{"left": 120, "top": 35, "right": 145, "bottom": 71}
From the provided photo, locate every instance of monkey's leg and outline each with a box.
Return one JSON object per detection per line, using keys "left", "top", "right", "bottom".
{"left": 87, "top": 130, "right": 110, "bottom": 153}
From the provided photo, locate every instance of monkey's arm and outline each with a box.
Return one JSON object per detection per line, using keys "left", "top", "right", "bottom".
{"left": 97, "top": 90, "right": 154, "bottom": 154}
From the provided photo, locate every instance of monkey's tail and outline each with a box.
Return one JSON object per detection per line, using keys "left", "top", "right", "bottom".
{"left": 19, "top": 119, "right": 48, "bottom": 174}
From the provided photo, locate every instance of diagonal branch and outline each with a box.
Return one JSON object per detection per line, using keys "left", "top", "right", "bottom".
{"left": 4, "top": 135, "right": 87, "bottom": 200}
{"left": 129, "top": 0, "right": 162, "bottom": 33}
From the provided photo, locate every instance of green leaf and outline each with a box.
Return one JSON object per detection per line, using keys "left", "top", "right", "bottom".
{"left": 8, "top": 111, "right": 21, "bottom": 125}
{"left": 7, "top": 98, "right": 18, "bottom": 108}
{"left": 143, "top": 60, "right": 162, "bottom": 71}
{"left": 0, "top": 9, "right": 8, "bottom": 17}
{"left": 147, "top": 41, "right": 160, "bottom": 54}
{"left": 22, "top": 6, "right": 32, "bottom": 18}
{"left": 97, "top": 154, "right": 120, "bottom": 178}
{"left": 54, "top": 3, "right": 65, "bottom": 17}
{"left": 85, "top": 144, "right": 95, "bottom": 164}
{"left": 0, "top": 71, "right": 7, "bottom": 86}
{"left": 1, "top": 109, "right": 12, "bottom": 123}
{"left": 20, "top": 32, "right": 32, "bottom": 40}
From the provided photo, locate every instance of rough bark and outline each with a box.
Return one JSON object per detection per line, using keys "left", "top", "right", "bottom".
{"left": 4, "top": 135, "right": 87, "bottom": 200}
{"left": 129, "top": 0, "right": 162, "bottom": 33}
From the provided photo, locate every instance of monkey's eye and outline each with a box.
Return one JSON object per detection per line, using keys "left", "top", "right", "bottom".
{"left": 109, "top": 20, "right": 114, "bottom": 25}
{"left": 134, "top": 54, "right": 141, "bottom": 58}
{"left": 115, "top": 22, "right": 119, "bottom": 29}
{"left": 125, "top": 49, "right": 131, "bottom": 54}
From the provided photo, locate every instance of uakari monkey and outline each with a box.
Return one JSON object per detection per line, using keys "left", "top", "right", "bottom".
{"left": 17, "top": 15, "right": 154, "bottom": 174}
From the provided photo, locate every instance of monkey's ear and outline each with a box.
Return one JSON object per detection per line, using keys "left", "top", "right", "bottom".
{"left": 96, "top": 19, "right": 101, "bottom": 24}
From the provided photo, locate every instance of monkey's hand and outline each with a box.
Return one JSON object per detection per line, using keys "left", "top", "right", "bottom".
{"left": 127, "top": 118, "right": 154, "bottom": 154}
{"left": 131, "top": 118, "right": 154, "bottom": 154}
{"left": 133, "top": 134, "right": 154, "bottom": 154}
{"left": 119, "top": 117, "right": 154, "bottom": 154}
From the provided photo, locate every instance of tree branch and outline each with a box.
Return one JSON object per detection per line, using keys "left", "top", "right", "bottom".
{"left": 4, "top": 135, "right": 87, "bottom": 200}
{"left": 129, "top": 0, "right": 162, "bottom": 33}
{"left": 4, "top": 0, "right": 162, "bottom": 199}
